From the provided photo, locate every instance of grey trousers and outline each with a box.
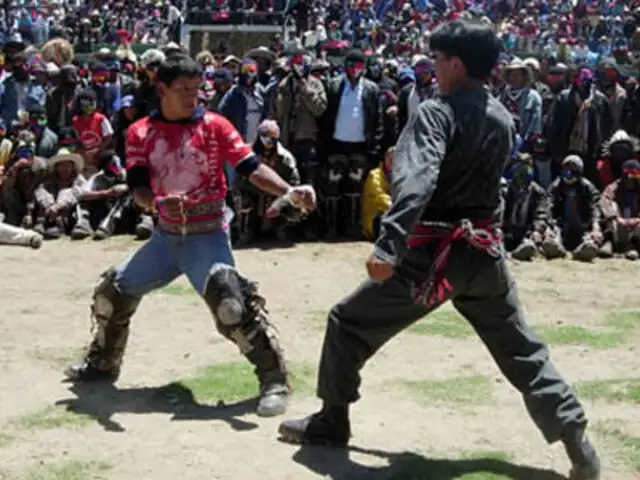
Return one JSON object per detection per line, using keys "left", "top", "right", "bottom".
{"left": 317, "top": 243, "right": 587, "bottom": 443}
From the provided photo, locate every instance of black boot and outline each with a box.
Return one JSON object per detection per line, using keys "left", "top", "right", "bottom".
{"left": 64, "top": 361, "right": 119, "bottom": 382}
{"left": 278, "top": 404, "right": 351, "bottom": 446}
{"left": 563, "top": 428, "right": 601, "bottom": 480}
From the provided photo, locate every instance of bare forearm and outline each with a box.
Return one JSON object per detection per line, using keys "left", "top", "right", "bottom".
{"left": 81, "top": 190, "right": 110, "bottom": 201}
{"left": 248, "top": 163, "right": 290, "bottom": 198}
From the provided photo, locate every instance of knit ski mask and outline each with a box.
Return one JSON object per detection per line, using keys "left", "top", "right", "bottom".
{"left": 573, "top": 68, "right": 593, "bottom": 100}
{"left": 514, "top": 158, "right": 534, "bottom": 186}
{"left": 239, "top": 59, "right": 258, "bottom": 87}
{"left": 344, "top": 50, "right": 366, "bottom": 82}
{"left": 622, "top": 159, "right": 640, "bottom": 188}
{"left": 560, "top": 155, "right": 584, "bottom": 185}
{"left": 413, "top": 59, "right": 434, "bottom": 86}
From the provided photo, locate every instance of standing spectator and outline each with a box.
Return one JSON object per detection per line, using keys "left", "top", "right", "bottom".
{"left": 319, "top": 49, "right": 382, "bottom": 237}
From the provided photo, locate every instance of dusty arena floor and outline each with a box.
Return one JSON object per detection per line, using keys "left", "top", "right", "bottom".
{"left": 0, "top": 238, "right": 638, "bottom": 480}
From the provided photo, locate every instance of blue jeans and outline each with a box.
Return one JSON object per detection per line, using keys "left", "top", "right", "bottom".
{"left": 114, "top": 228, "right": 234, "bottom": 298}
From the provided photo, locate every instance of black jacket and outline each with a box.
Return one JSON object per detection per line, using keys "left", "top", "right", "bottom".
{"left": 547, "top": 177, "right": 601, "bottom": 228}
{"left": 503, "top": 181, "right": 549, "bottom": 235}
{"left": 318, "top": 75, "right": 383, "bottom": 162}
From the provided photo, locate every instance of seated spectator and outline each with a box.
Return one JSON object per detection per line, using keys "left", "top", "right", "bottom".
{"left": 0, "top": 120, "right": 13, "bottom": 166}
{"left": 361, "top": 145, "right": 393, "bottom": 241}
{"left": 0, "top": 132, "right": 44, "bottom": 229}
{"left": 597, "top": 129, "right": 639, "bottom": 187}
{"left": 111, "top": 95, "right": 138, "bottom": 161}
{"left": 540, "top": 155, "right": 602, "bottom": 262}
{"left": 33, "top": 147, "right": 89, "bottom": 240}
{"left": 72, "top": 89, "right": 114, "bottom": 176}
{"left": 81, "top": 150, "right": 153, "bottom": 241}
{"left": 599, "top": 159, "right": 640, "bottom": 259}
{"left": 27, "top": 104, "right": 58, "bottom": 160}
{"left": 503, "top": 154, "right": 549, "bottom": 261}
{"left": 237, "top": 120, "right": 300, "bottom": 244}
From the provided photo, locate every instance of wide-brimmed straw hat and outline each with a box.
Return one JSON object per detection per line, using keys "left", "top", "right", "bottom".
{"left": 50, "top": 148, "right": 84, "bottom": 171}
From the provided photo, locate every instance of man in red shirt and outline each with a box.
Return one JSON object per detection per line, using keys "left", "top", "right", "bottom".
{"left": 65, "top": 54, "right": 316, "bottom": 418}
{"left": 72, "top": 88, "right": 114, "bottom": 174}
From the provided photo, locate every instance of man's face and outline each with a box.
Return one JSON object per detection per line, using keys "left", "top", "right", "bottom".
{"left": 16, "top": 143, "right": 34, "bottom": 160}
{"left": 28, "top": 113, "right": 47, "bottom": 133}
{"left": 80, "top": 98, "right": 97, "bottom": 114}
{"left": 56, "top": 160, "right": 74, "bottom": 180}
{"left": 506, "top": 69, "right": 526, "bottom": 89}
{"left": 123, "top": 106, "right": 137, "bottom": 120}
{"left": 8, "top": 57, "right": 25, "bottom": 74}
{"left": 345, "top": 59, "right": 365, "bottom": 81}
{"left": 414, "top": 61, "right": 433, "bottom": 84}
{"left": 433, "top": 51, "right": 456, "bottom": 95}
{"left": 92, "top": 69, "right": 109, "bottom": 86}
{"left": 561, "top": 165, "right": 579, "bottom": 185}
{"left": 158, "top": 75, "right": 200, "bottom": 117}
{"left": 289, "top": 54, "right": 306, "bottom": 77}
{"left": 602, "top": 67, "right": 617, "bottom": 85}
{"left": 214, "top": 79, "right": 231, "bottom": 93}
{"left": 622, "top": 164, "right": 640, "bottom": 189}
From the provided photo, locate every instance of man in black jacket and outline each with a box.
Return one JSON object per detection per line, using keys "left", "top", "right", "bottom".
{"left": 318, "top": 49, "right": 383, "bottom": 238}
{"left": 279, "top": 21, "right": 600, "bottom": 480}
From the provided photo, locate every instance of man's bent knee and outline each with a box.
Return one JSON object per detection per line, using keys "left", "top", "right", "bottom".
{"left": 203, "top": 266, "right": 246, "bottom": 328}
{"left": 92, "top": 268, "right": 141, "bottom": 333}
{"left": 203, "top": 266, "right": 287, "bottom": 376}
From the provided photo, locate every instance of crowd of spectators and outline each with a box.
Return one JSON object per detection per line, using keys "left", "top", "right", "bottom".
{"left": 0, "top": 0, "right": 638, "bottom": 262}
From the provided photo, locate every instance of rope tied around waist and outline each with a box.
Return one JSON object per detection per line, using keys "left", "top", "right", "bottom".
{"left": 407, "top": 218, "right": 504, "bottom": 306}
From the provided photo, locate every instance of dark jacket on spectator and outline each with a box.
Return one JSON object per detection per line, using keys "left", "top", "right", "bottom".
{"left": 319, "top": 75, "right": 383, "bottom": 163}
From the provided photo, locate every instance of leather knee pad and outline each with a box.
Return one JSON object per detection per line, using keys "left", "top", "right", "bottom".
{"left": 87, "top": 267, "right": 141, "bottom": 371}
{"left": 92, "top": 268, "right": 140, "bottom": 329}
{"left": 204, "top": 266, "right": 246, "bottom": 328}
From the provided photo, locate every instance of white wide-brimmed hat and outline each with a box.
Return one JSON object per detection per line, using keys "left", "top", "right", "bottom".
{"left": 50, "top": 148, "right": 83, "bottom": 172}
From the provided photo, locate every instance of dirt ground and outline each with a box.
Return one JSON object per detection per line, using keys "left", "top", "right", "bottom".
{"left": 0, "top": 237, "right": 638, "bottom": 480}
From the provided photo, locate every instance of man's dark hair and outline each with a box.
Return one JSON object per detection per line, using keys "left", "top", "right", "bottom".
{"left": 430, "top": 20, "right": 501, "bottom": 80}
{"left": 156, "top": 54, "right": 202, "bottom": 86}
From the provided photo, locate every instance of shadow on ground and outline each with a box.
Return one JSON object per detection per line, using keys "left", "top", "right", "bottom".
{"left": 289, "top": 444, "right": 567, "bottom": 480}
{"left": 55, "top": 381, "right": 259, "bottom": 433}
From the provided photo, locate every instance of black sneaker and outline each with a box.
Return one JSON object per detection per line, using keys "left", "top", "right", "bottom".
{"left": 569, "top": 459, "right": 601, "bottom": 480}
{"left": 63, "top": 362, "right": 119, "bottom": 383}
{"left": 278, "top": 407, "right": 350, "bottom": 446}
{"left": 564, "top": 430, "right": 601, "bottom": 480}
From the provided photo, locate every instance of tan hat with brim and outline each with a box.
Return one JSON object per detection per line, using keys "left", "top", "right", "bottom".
{"left": 50, "top": 148, "right": 84, "bottom": 172}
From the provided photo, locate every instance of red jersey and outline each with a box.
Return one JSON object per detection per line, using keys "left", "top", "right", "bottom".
{"left": 126, "top": 110, "right": 253, "bottom": 234}
{"left": 73, "top": 112, "right": 113, "bottom": 169}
